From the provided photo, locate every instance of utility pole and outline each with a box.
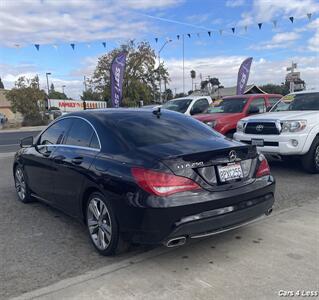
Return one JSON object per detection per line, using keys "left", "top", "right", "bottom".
{"left": 182, "top": 34, "right": 185, "bottom": 95}
{"left": 84, "top": 75, "right": 87, "bottom": 92}
{"left": 158, "top": 39, "right": 172, "bottom": 103}
{"left": 62, "top": 85, "right": 66, "bottom": 94}
{"left": 286, "top": 61, "right": 297, "bottom": 93}
{"left": 45, "top": 72, "right": 51, "bottom": 96}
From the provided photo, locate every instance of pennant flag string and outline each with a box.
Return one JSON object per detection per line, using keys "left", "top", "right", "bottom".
{"left": 21, "top": 11, "right": 316, "bottom": 51}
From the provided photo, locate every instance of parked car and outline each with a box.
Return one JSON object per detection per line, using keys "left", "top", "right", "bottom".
{"left": 45, "top": 107, "right": 63, "bottom": 119}
{"left": 234, "top": 90, "right": 319, "bottom": 173}
{"left": 161, "top": 96, "right": 212, "bottom": 116}
{"left": 194, "top": 94, "right": 282, "bottom": 138}
{"left": 14, "top": 109, "right": 275, "bottom": 255}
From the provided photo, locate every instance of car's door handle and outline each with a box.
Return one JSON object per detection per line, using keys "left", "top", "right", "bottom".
{"left": 71, "top": 157, "right": 83, "bottom": 165}
{"left": 53, "top": 155, "right": 65, "bottom": 163}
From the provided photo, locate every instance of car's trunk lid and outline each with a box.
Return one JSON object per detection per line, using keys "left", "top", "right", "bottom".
{"left": 138, "top": 138, "right": 257, "bottom": 191}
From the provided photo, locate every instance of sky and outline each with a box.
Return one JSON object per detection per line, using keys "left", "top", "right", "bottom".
{"left": 0, "top": 0, "right": 318, "bottom": 99}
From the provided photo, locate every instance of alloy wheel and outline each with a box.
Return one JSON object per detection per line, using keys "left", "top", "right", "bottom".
{"left": 15, "top": 168, "right": 26, "bottom": 201}
{"left": 87, "top": 197, "right": 112, "bottom": 251}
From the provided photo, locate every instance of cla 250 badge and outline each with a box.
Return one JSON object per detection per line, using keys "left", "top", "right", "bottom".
{"left": 176, "top": 161, "right": 204, "bottom": 169}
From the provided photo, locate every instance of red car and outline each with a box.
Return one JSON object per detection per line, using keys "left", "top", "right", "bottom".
{"left": 194, "top": 94, "right": 282, "bottom": 138}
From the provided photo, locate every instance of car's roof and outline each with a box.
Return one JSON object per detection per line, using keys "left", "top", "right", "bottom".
{"left": 223, "top": 93, "right": 282, "bottom": 99}
{"left": 169, "top": 96, "right": 211, "bottom": 101}
{"left": 290, "top": 90, "right": 319, "bottom": 95}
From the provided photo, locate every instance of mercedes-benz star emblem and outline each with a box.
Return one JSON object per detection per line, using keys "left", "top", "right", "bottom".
{"left": 229, "top": 150, "right": 237, "bottom": 162}
{"left": 256, "top": 124, "right": 264, "bottom": 132}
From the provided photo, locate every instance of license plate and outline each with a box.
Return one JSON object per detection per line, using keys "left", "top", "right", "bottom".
{"left": 251, "top": 139, "right": 264, "bottom": 146}
{"left": 217, "top": 163, "right": 243, "bottom": 182}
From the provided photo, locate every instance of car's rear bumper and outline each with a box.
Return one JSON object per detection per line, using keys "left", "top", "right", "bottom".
{"left": 123, "top": 176, "right": 275, "bottom": 245}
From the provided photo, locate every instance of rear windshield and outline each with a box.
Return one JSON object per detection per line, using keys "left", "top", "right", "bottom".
{"left": 111, "top": 112, "right": 219, "bottom": 148}
{"left": 271, "top": 92, "right": 319, "bottom": 111}
{"left": 162, "top": 99, "right": 192, "bottom": 113}
{"left": 207, "top": 97, "right": 248, "bottom": 113}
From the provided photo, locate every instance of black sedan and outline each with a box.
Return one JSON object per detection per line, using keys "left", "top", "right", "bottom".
{"left": 14, "top": 108, "right": 275, "bottom": 255}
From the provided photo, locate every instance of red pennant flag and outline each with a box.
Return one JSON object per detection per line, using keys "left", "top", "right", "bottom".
{"left": 208, "top": 31, "right": 211, "bottom": 36}
{"left": 258, "top": 23, "right": 262, "bottom": 29}
{"left": 34, "top": 44, "right": 40, "bottom": 51}
{"left": 70, "top": 44, "right": 75, "bottom": 50}
{"left": 289, "top": 16, "right": 294, "bottom": 23}
{"left": 231, "top": 27, "right": 235, "bottom": 33}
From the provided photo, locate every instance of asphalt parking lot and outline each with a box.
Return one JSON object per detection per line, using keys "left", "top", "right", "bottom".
{"left": 1, "top": 154, "right": 319, "bottom": 299}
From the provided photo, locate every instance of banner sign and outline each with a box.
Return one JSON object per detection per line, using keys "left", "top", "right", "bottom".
{"left": 48, "top": 99, "right": 107, "bottom": 112}
{"left": 111, "top": 52, "right": 127, "bottom": 108}
{"left": 236, "top": 57, "right": 253, "bottom": 95}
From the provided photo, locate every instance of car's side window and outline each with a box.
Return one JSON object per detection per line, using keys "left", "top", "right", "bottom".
{"left": 249, "top": 98, "right": 266, "bottom": 113}
{"left": 268, "top": 97, "right": 281, "bottom": 107}
{"left": 89, "top": 132, "right": 100, "bottom": 149}
{"left": 191, "top": 99, "right": 209, "bottom": 115}
{"left": 38, "top": 119, "right": 73, "bottom": 145}
{"left": 64, "top": 119, "right": 98, "bottom": 148}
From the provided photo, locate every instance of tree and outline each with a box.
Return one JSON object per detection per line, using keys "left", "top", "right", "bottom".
{"left": 163, "top": 88, "right": 173, "bottom": 101}
{"left": 260, "top": 83, "right": 289, "bottom": 95}
{"left": 81, "top": 88, "right": 101, "bottom": 101}
{"left": 48, "top": 90, "right": 68, "bottom": 99}
{"left": 190, "top": 70, "right": 196, "bottom": 91}
{"left": 50, "top": 83, "right": 55, "bottom": 93}
{"left": 6, "top": 76, "right": 47, "bottom": 125}
{"left": 90, "top": 41, "right": 169, "bottom": 106}
{"left": 0, "top": 77, "right": 4, "bottom": 89}
{"left": 174, "top": 92, "right": 187, "bottom": 98}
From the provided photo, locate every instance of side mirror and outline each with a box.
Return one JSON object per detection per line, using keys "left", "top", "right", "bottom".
{"left": 20, "top": 136, "right": 34, "bottom": 148}
{"left": 248, "top": 106, "right": 260, "bottom": 114}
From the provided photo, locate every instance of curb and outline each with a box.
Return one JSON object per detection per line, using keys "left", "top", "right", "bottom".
{"left": 0, "top": 152, "right": 15, "bottom": 159}
{"left": 0, "top": 126, "right": 46, "bottom": 134}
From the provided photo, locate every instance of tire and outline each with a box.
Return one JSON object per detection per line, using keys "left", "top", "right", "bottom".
{"left": 14, "top": 165, "right": 33, "bottom": 203}
{"left": 301, "top": 136, "right": 319, "bottom": 173}
{"left": 86, "top": 192, "right": 128, "bottom": 256}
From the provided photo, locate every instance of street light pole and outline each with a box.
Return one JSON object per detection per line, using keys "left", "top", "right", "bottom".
{"left": 158, "top": 39, "right": 172, "bottom": 103}
{"left": 46, "top": 72, "right": 51, "bottom": 96}
{"left": 182, "top": 34, "right": 185, "bottom": 95}
{"left": 62, "top": 85, "right": 66, "bottom": 94}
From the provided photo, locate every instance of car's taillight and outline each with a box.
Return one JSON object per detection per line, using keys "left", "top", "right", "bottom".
{"left": 131, "top": 167, "right": 201, "bottom": 196}
{"left": 256, "top": 155, "right": 270, "bottom": 177}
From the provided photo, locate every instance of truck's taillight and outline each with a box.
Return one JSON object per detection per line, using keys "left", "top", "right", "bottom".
{"left": 256, "top": 155, "right": 270, "bottom": 177}
{"left": 131, "top": 167, "right": 201, "bottom": 196}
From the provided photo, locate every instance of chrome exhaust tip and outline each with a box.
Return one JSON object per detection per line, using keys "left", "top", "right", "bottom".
{"left": 265, "top": 208, "right": 273, "bottom": 216}
{"left": 165, "top": 236, "right": 186, "bottom": 248}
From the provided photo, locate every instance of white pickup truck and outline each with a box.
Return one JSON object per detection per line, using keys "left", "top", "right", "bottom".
{"left": 234, "top": 90, "right": 319, "bottom": 173}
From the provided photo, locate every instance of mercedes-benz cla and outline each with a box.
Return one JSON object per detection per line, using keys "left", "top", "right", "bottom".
{"left": 13, "top": 108, "right": 275, "bottom": 255}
